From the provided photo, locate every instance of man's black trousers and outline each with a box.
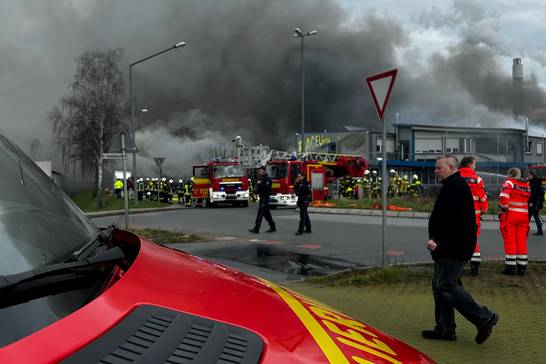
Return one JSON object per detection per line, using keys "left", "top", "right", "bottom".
{"left": 297, "top": 201, "right": 311, "bottom": 233}
{"left": 529, "top": 207, "right": 543, "bottom": 232}
{"left": 254, "top": 203, "right": 275, "bottom": 231}
{"left": 432, "top": 259, "right": 493, "bottom": 335}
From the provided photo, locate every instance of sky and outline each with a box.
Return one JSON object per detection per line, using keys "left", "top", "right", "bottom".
{"left": 1, "top": 0, "right": 545, "bottom": 177}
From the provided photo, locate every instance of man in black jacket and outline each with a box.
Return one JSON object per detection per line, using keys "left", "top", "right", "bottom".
{"left": 423, "top": 156, "right": 498, "bottom": 344}
{"left": 248, "top": 166, "right": 276, "bottom": 233}
{"left": 528, "top": 171, "right": 544, "bottom": 236}
{"left": 294, "top": 173, "right": 312, "bottom": 235}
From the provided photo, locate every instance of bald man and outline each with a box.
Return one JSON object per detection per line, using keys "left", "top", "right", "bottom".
{"left": 423, "top": 155, "right": 498, "bottom": 344}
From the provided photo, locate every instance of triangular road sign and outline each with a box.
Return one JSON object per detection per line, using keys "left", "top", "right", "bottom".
{"left": 366, "top": 69, "right": 398, "bottom": 120}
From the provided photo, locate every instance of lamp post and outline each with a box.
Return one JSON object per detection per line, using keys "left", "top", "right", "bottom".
{"left": 129, "top": 41, "right": 186, "bottom": 205}
{"left": 293, "top": 28, "right": 318, "bottom": 154}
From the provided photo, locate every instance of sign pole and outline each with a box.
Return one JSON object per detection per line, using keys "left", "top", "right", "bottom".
{"left": 366, "top": 69, "right": 398, "bottom": 269}
{"left": 381, "top": 115, "right": 387, "bottom": 268}
{"left": 121, "top": 132, "right": 129, "bottom": 230}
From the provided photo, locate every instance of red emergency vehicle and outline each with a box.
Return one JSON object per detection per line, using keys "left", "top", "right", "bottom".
{"left": 267, "top": 154, "right": 368, "bottom": 207}
{"left": 192, "top": 161, "right": 249, "bottom": 207}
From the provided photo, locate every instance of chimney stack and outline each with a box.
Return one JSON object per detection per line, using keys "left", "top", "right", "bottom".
{"left": 512, "top": 58, "right": 523, "bottom": 117}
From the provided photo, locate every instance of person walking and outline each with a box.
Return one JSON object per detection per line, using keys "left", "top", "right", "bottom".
{"left": 499, "top": 168, "right": 531, "bottom": 276}
{"left": 459, "top": 156, "right": 488, "bottom": 276}
{"left": 248, "top": 166, "right": 276, "bottom": 233}
{"left": 294, "top": 173, "right": 312, "bottom": 235}
{"left": 422, "top": 155, "right": 498, "bottom": 344}
{"left": 528, "top": 171, "right": 544, "bottom": 236}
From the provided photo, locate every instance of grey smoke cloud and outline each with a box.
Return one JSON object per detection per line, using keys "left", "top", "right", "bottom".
{"left": 1, "top": 0, "right": 546, "bottom": 178}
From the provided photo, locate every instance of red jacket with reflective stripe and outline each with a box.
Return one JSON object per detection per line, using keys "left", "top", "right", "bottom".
{"left": 459, "top": 167, "right": 488, "bottom": 214}
{"left": 499, "top": 178, "right": 530, "bottom": 214}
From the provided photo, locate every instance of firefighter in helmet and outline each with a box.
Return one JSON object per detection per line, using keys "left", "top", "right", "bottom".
{"left": 360, "top": 170, "right": 372, "bottom": 199}
{"left": 410, "top": 174, "right": 422, "bottom": 198}
{"left": 371, "top": 170, "right": 382, "bottom": 199}
{"left": 399, "top": 175, "right": 410, "bottom": 196}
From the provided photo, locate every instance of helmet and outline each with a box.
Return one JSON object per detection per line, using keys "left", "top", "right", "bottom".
{"left": 190, "top": 177, "right": 194, "bottom": 181}
{"left": 372, "top": 170, "right": 377, "bottom": 174}
{"left": 413, "top": 174, "right": 419, "bottom": 179}
{"left": 146, "top": 178, "right": 150, "bottom": 181}
{"left": 403, "top": 175, "right": 408, "bottom": 180}
{"left": 146, "top": 192, "right": 151, "bottom": 196}
{"left": 169, "top": 179, "right": 174, "bottom": 183}
{"left": 364, "top": 170, "right": 370, "bottom": 175}
{"left": 390, "top": 169, "right": 396, "bottom": 174}
{"left": 178, "top": 179, "right": 183, "bottom": 183}
{"left": 161, "top": 177, "right": 167, "bottom": 182}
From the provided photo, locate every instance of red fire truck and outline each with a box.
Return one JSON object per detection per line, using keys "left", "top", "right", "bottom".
{"left": 267, "top": 154, "right": 368, "bottom": 208}
{"left": 192, "top": 161, "right": 249, "bottom": 207}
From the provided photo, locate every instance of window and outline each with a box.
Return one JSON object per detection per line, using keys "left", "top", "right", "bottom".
{"left": 537, "top": 142, "right": 543, "bottom": 156}
{"left": 526, "top": 140, "right": 532, "bottom": 154}
{"left": 415, "top": 139, "right": 442, "bottom": 154}
{"left": 445, "top": 138, "right": 459, "bottom": 153}
{"left": 376, "top": 139, "right": 382, "bottom": 153}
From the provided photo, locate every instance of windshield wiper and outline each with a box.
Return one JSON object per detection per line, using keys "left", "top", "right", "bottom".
{"left": 0, "top": 246, "right": 125, "bottom": 310}
{"left": 71, "top": 225, "right": 116, "bottom": 261}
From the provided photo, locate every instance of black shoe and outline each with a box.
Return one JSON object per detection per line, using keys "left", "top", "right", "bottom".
{"left": 470, "top": 263, "right": 480, "bottom": 277}
{"left": 475, "top": 313, "right": 499, "bottom": 344}
{"left": 501, "top": 266, "right": 516, "bottom": 276}
{"left": 266, "top": 227, "right": 276, "bottom": 233}
{"left": 248, "top": 228, "right": 259, "bottom": 234}
{"left": 517, "top": 266, "right": 528, "bottom": 276}
{"left": 304, "top": 230, "right": 312, "bottom": 233}
{"left": 533, "top": 231, "right": 543, "bottom": 236}
{"left": 295, "top": 231, "right": 303, "bottom": 236}
{"left": 421, "top": 330, "right": 457, "bottom": 341}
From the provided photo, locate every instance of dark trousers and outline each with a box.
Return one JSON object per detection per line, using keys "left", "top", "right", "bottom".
{"left": 254, "top": 203, "right": 275, "bottom": 231}
{"left": 432, "top": 259, "right": 493, "bottom": 335}
{"left": 529, "top": 208, "right": 543, "bottom": 232}
{"left": 297, "top": 201, "right": 311, "bottom": 232}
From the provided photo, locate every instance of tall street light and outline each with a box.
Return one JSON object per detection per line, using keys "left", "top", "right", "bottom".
{"left": 293, "top": 28, "right": 317, "bottom": 153}
{"left": 129, "top": 41, "right": 186, "bottom": 205}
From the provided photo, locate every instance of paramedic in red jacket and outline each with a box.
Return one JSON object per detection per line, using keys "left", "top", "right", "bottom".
{"left": 499, "top": 167, "right": 531, "bottom": 276}
{"left": 459, "top": 156, "right": 488, "bottom": 276}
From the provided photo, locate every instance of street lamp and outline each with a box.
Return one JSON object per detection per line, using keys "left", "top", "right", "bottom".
{"left": 293, "top": 28, "right": 318, "bottom": 153}
{"left": 129, "top": 41, "right": 187, "bottom": 205}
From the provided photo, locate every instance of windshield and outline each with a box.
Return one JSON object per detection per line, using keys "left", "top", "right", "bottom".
{"left": 0, "top": 134, "right": 98, "bottom": 276}
{"left": 212, "top": 165, "right": 244, "bottom": 178}
{"left": 268, "top": 164, "right": 287, "bottom": 179}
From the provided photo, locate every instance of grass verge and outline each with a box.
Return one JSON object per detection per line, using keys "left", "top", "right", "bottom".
{"left": 286, "top": 262, "right": 546, "bottom": 363}
{"left": 71, "top": 189, "right": 175, "bottom": 212}
{"left": 131, "top": 228, "right": 201, "bottom": 244}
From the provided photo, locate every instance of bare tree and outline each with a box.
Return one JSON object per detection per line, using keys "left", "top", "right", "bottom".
{"left": 49, "top": 48, "right": 125, "bottom": 207}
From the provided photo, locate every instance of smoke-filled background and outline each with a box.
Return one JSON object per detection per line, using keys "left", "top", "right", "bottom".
{"left": 1, "top": 0, "right": 546, "bottom": 178}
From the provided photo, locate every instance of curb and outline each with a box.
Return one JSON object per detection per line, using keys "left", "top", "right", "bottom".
{"left": 308, "top": 207, "right": 501, "bottom": 221}
{"left": 86, "top": 205, "right": 187, "bottom": 218}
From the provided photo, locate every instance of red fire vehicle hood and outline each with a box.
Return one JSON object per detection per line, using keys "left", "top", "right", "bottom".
{"left": 0, "top": 232, "right": 435, "bottom": 364}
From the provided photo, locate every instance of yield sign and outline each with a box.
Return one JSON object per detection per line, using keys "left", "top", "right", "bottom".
{"left": 366, "top": 69, "right": 398, "bottom": 120}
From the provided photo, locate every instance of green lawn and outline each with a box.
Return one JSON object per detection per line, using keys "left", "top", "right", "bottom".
{"left": 70, "top": 189, "right": 175, "bottom": 212}
{"left": 285, "top": 262, "right": 546, "bottom": 364}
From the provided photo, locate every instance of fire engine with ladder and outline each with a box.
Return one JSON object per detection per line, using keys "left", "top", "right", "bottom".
{"left": 233, "top": 136, "right": 368, "bottom": 208}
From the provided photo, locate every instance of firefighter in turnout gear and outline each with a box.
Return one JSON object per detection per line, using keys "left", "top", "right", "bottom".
{"left": 360, "top": 170, "right": 372, "bottom": 199}
{"left": 388, "top": 169, "right": 402, "bottom": 197}
{"left": 371, "top": 170, "right": 382, "bottom": 199}
{"left": 399, "top": 175, "right": 410, "bottom": 196}
{"left": 184, "top": 180, "right": 192, "bottom": 206}
{"left": 410, "top": 174, "right": 422, "bottom": 197}
{"left": 499, "top": 167, "right": 531, "bottom": 276}
{"left": 177, "top": 179, "right": 184, "bottom": 204}
{"left": 249, "top": 166, "right": 276, "bottom": 233}
{"left": 459, "top": 157, "right": 488, "bottom": 276}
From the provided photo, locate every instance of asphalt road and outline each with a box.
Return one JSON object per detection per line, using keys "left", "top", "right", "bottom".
{"left": 91, "top": 204, "right": 546, "bottom": 280}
